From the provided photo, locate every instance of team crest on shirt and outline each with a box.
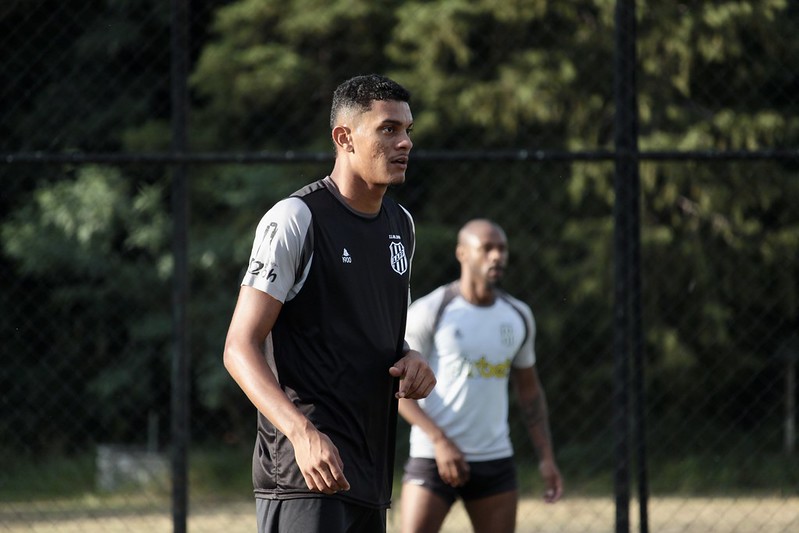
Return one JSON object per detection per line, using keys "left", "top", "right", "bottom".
{"left": 500, "top": 323, "right": 515, "bottom": 346}
{"left": 389, "top": 241, "right": 408, "bottom": 275}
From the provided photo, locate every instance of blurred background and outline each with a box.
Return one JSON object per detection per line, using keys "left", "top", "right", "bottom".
{"left": 1, "top": 1, "right": 798, "bottom": 532}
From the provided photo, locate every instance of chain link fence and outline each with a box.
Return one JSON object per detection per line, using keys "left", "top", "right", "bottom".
{"left": 2, "top": 1, "right": 798, "bottom": 532}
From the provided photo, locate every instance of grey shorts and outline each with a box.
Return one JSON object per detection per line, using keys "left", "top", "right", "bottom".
{"left": 402, "top": 456, "right": 518, "bottom": 506}
{"left": 255, "top": 497, "right": 386, "bottom": 533}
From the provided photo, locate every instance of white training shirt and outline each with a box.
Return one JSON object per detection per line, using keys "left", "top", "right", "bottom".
{"left": 405, "top": 284, "right": 536, "bottom": 462}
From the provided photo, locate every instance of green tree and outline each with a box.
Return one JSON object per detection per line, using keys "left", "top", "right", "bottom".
{"left": 0, "top": 0, "right": 174, "bottom": 153}
{"left": 1, "top": 170, "right": 172, "bottom": 450}
{"left": 3, "top": 0, "right": 798, "bottom": 463}
{"left": 190, "top": 0, "right": 405, "bottom": 150}
{"left": 383, "top": 0, "right": 799, "bottom": 444}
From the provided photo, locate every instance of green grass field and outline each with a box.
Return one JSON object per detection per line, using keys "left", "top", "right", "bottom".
{"left": 2, "top": 495, "right": 798, "bottom": 532}
{"left": 1, "top": 445, "right": 797, "bottom": 532}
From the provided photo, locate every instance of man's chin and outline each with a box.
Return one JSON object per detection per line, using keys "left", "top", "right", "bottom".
{"left": 388, "top": 173, "right": 407, "bottom": 186}
{"left": 487, "top": 277, "right": 503, "bottom": 287}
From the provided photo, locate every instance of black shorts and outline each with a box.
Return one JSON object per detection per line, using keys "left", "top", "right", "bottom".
{"left": 402, "top": 456, "right": 518, "bottom": 506}
{"left": 255, "top": 497, "right": 386, "bottom": 533}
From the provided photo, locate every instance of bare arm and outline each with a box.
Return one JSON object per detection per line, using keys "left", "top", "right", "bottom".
{"left": 398, "top": 397, "right": 469, "bottom": 486}
{"left": 223, "top": 285, "right": 350, "bottom": 494}
{"left": 511, "top": 366, "right": 563, "bottom": 502}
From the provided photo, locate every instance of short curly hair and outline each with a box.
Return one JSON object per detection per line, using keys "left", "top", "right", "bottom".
{"left": 330, "top": 74, "right": 411, "bottom": 129}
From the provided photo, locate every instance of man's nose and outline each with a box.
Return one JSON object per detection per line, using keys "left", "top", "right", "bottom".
{"left": 398, "top": 133, "right": 413, "bottom": 150}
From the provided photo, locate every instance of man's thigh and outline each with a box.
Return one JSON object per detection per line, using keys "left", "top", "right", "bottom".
{"left": 463, "top": 489, "right": 518, "bottom": 533}
{"left": 460, "top": 458, "right": 519, "bottom": 533}
{"left": 256, "top": 497, "right": 386, "bottom": 533}
{"left": 400, "top": 482, "right": 452, "bottom": 533}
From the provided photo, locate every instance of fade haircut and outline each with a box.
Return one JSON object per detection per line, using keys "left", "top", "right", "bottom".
{"left": 330, "top": 74, "right": 411, "bottom": 129}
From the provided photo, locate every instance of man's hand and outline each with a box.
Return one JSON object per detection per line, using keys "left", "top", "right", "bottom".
{"left": 539, "top": 458, "right": 563, "bottom": 503}
{"left": 291, "top": 422, "right": 350, "bottom": 494}
{"left": 434, "top": 437, "right": 470, "bottom": 487}
{"left": 389, "top": 349, "right": 436, "bottom": 399}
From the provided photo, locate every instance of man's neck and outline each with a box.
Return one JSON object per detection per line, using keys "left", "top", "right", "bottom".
{"left": 328, "top": 171, "right": 386, "bottom": 215}
{"left": 459, "top": 278, "right": 495, "bottom": 306}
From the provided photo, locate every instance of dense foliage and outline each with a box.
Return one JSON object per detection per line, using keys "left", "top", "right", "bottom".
{"left": 1, "top": 1, "right": 797, "bottom": 471}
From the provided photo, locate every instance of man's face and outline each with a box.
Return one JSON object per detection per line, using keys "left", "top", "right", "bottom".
{"left": 348, "top": 99, "right": 413, "bottom": 187}
{"left": 459, "top": 226, "right": 509, "bottom": 286}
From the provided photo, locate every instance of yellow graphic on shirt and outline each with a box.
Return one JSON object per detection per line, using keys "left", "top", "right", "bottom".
{"left": 449, "top": 356, "right": 512, "bottom": 379}
{"left": 470, "top": 356, "right": 511, "bottom": 378}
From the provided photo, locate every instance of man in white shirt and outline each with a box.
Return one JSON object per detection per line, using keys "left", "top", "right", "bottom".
{"left": 398, "top": 219, "right": 563, "bottom": 533}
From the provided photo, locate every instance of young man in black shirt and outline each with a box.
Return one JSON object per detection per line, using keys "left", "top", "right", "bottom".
{"left": 224, "top": 74, "right": 436, "bottom": 533}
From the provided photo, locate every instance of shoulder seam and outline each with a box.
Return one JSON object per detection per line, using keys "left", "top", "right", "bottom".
{"left": 432, "top": 281, "right": 461, "bottom": 333}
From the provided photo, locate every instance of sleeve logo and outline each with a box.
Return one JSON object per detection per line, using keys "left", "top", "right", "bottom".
{"left": 248, "top": 259, "right": 277, "bottom": 282}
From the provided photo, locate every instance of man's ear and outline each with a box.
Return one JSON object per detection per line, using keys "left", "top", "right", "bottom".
{"left": 332, "top": 125, "right": 353, "bottom": 152}
{"left": 455, "top": 244, "right": 466, "bottom": 263}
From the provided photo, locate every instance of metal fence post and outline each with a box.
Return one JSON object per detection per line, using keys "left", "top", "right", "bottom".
{"left": 170, "top": 0, "right": 190, "bottom": 531}
{"left": 613, "top": 0, "right": 646, "bottom": 531}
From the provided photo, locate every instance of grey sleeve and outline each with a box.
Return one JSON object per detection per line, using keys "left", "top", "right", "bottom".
{"left": 241, "top": 197, "right": 313, "bottom": 303}
{"left": 405, "top": 287, "right": 447, "bottom": 361}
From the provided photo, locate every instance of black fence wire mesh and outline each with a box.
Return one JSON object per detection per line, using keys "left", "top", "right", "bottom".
{"left": 2, "top": 1, "right": 798, "bottom": 532}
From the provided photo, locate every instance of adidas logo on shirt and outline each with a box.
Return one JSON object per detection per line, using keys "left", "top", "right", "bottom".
{"left": 342, "top": 248, "right": 352, "bottom": 264}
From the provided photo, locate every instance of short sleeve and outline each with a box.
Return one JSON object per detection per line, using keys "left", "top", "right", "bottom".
{"left": 405, "top": 286, "right": 447, "bottom": 361}
{"left": 241, "top": 197, "right": 313, "bottom": 303}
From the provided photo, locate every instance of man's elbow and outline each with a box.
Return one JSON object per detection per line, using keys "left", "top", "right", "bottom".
{"left": 222, "top": 338, "right": 239, "bottom": 375}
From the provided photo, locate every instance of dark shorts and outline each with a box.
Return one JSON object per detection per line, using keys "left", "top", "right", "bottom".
{"left": 402, "top": 456, "right": 518, "bottom": 506}
{"left": 255, "top": 497, "right": 387, "bottom": 533}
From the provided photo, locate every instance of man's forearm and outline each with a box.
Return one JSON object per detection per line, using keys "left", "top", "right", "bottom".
{"left": 520, "top": 392, "right": 556, "bottom": 462}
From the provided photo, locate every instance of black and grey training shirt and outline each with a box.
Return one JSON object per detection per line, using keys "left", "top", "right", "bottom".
{"left": 241, "top": 176, "right": 416, "bottom": 509}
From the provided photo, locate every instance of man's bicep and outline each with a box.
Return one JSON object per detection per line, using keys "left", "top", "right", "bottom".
{"left": 228, "top": 286, "right": 284, "bottom": 344}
